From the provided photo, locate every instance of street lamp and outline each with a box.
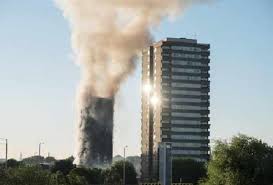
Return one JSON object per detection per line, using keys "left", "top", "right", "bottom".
{"left": 39, "top": 142, "right": 44, "bottom": 157}
{"left": 123, "top": 145, "right": 128, "bottom": 185}
{"left": 0, "top": 138, "right": 8, "bottom": 168}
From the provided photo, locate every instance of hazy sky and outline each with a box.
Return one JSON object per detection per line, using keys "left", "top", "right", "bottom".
{"left": 0, "top": 0, "right": 272, "bottom": 160}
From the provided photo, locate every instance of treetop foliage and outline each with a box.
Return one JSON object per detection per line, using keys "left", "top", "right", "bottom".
{"left": 0, "top": 159, "right": 138, "bottom": 185}
{"left": 200, "top": 134, "right": 273, "bottom": 185}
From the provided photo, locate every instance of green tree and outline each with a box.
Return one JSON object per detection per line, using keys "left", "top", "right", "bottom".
{"left": 51, "top": 159, "right": 75, "bottom": 175}
{"left": 69, "top": 167, "right": 103, "bottom": 184}
{"left": 67, "top": 172, "right": 88, "bottom": 185}
{"left": 44, "top": 156, "right": 56, "bottom": 163}
{"left": 172, "top": 158, "right": 206, "bottom": 184}
{"left": 2, "top": 166, "right": 52, "bottom": 185}
{"left": 200, "top": 134, "right": 273, "bottom": 185}
{"left": 105, "top": 161, "right": 138, "bottom": 185}
{"left": 21, "top": 155, "right": 45, "bottom": 166}
{"left": 0, "top": 168, "right": 9, "bottom": 185}
{"left": 7, "top": 159, "right": 20, "bottom": 168}
{"left": 49, "top": 171, "right": 69, "bottom": 185}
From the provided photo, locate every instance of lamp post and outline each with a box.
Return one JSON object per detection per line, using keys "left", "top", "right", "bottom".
{"left": 123, "top": 145, "right": 128, "bottom": 185}
{"left": 0, "top": 138, "right": 8, "bottom": 168}
{"left": 39, "top": 142, "right": 44, "bottom": 157}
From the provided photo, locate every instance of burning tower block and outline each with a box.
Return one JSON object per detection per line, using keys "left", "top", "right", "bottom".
{"left": 78, "top": 96, "right": 114, "bottom": 168}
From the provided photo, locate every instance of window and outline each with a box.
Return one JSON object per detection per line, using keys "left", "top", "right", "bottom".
{"left": 171, "top": 90, "right": 207, "bottom": 96}
{"left": 171, "top": 105, "right": 204, "bottom": 110}
{"left": 171, "top": 135, "right": 207, "bottom": 140}
{"left": 172, "top": 60, "right": 207, "bottom": 66}
{"left": 171, "top": 98, "right": 201, "bottom": 103}
{"left": 172, "top": 142, "right": 204, "bottom": 147}
{"left": 172, "top": 60, "right": 187, "bottom": 65}
{"left": 171, "top": 120, "right": 201, "bottom": 124}
{"left": 172, "top": 68, "right": 201, "bottom": 73}
{"left": 171, "top": 83, "right": 201, "bottom": 88}
{"left": 172, "top": 150, "right": 208, "bottom": 155}
{"left": 171, "top": 127, "right": 207, "bottom": 132}
{"left": 194, "top": 69, "right": 201, "bottom": 73}
{"left": 172, "top": 75, "right": 201, "bottom": 81}
{"left": 172, "top": 53, "right": 202, "bottom": 59}
{"left": 171, "top": 46, "right": 202, "bottom": 52}
{"left": 171, "top": 112, "right": 201, "bottom": 117}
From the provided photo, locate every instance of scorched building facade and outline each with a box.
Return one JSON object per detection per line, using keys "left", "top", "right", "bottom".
{"left": 141, "top": 38, "right": 211, "bottom": 181}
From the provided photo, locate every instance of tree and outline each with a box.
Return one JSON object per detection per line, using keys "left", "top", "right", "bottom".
{"left": 2, "top": 166, "right": 53, "bottom": 185}
{"left": 67, "top": 172, "right": 88, "bottom": 185}
{"left": 126, "top": 156, "right": 141, "bottom": 176}
{"left": 0, "top": 161, "right": 93, "bottom": 185}
{"left": 21, "top": 155, "right": 45, "bottom": 166}
{"left": 49, "top": 171, "right": 69, "bottom": 185}
{"left": 7, "top": 159, "right": 20, "bottom": 168}
{"left": 104, "top": 161, "right": 138, "bottom": 185}
{"left": 172, "top": 158, "right": 206, "bottom": 184}
{"left": 200, "top": 134, "right": 273, "bottom": 185}
{"left": 44, "top": 156, "right": 56, "bottom": 164}
{"left": 51, "top": 159, "right": 75, "bottom": 175}
{"left": 0, "top": 168, "right": 9, "bottom": 185}
{"left": 69, "top": 167, "right": 103, "bottom": 184}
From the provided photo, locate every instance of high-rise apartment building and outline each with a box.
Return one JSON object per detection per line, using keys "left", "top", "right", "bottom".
{"left": 141, "top": 38, "right": 210, "bottom": 181}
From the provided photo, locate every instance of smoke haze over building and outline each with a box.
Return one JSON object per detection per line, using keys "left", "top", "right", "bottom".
{"left": 55, "top": 0, "right": 205, "bottom": 166}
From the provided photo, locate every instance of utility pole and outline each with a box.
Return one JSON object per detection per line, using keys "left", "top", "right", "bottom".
{"left": 123, "top": 145, "right": 128, "bottom": 185}
{"left": 5, "top": 139, "right": 8, "bottom": 169}
{"left": 0, "top": 138, "right": 8, "bottom": 168}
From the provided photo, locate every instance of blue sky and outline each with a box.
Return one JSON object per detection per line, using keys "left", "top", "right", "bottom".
{"left": 0, "top": 0, "right": 272, "bottom": 159}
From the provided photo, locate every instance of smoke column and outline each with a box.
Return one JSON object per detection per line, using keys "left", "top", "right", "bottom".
{"left": 55, "top": 0, "right": 203, "bottom": 167}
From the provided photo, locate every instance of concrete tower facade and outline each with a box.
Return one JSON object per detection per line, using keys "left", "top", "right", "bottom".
{"left": 141, "top": 38, "right": 211, "bottom": 181}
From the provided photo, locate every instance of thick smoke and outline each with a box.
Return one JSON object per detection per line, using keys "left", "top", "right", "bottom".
{"left": 55, "top": 0, "right": 202, "bottom": 166}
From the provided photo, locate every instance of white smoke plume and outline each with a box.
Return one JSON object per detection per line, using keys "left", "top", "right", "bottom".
{"left": 55, "top": 0, "right": 204, "bottom": 165}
